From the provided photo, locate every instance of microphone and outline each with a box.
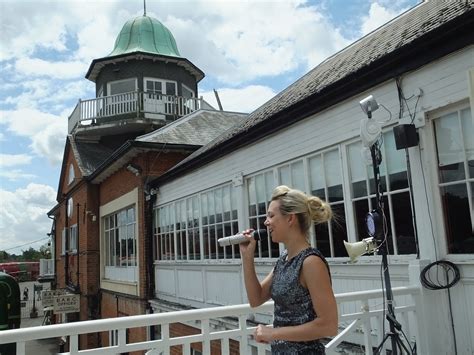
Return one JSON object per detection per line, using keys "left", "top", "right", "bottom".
{"left": 218, "top": 229, "right": 268, "bottom": 247}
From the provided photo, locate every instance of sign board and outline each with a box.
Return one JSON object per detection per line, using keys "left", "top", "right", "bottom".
{"left": 53, "top": 294, "right": 80, "bottom": 314}
{"left": 42, "top": 289, "right": 67, "bottom": 307}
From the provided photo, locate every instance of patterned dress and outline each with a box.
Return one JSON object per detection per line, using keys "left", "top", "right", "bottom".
{"left": 270, "top": 247, "right": 330, "bottom": 354}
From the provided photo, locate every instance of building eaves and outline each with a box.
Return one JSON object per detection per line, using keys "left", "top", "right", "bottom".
{"left": 85, "top": 51, "right": 205, "bottom": 83}
{"left": 150, "top": 1, "right": 474, "bottom": 186}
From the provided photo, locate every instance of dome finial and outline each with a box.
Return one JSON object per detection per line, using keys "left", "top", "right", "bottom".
{"left": 143, "top": 0, "right": 146, "bottom": 16}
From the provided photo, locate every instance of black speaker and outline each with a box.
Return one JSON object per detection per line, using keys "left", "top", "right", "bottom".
{"left": 393, "top": 124, "right": 418, "bottom": 150}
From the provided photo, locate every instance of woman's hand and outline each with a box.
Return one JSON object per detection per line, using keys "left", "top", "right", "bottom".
{"left": 254, "top": 324, "right": 274, "bottom": 344}
{"left": 239, "top": 229, "right": 257, "bottom": 259}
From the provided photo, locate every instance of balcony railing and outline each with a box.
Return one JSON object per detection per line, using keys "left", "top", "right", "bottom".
{"left": 68, "top": 92, "right": 204, "bottom": 134}
{"left": 0, "top": 285, "right": 421, "bottom": 355}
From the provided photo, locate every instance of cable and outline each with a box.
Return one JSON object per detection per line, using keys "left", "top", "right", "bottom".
{"left": 2, "top": 237, "right": 51, "bottom": 252}
{"left": 420, "top": 260, "right": 461, "bottom": 355}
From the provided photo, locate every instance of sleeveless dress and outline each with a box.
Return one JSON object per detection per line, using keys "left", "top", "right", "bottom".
{"left": 270, "top": 247, "right": 330, "bottom": 354}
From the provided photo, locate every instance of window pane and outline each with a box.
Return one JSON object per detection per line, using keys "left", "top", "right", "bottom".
{"left": 110, "top": 79, "right": 135, "bottom": 95}
{"left": 314, "top": 222, "right": 330, "bottom": 257}
{"left": 309, "top": 156, "right": 324, "bottom": 192}
{"left": 291, "top": 161, "right": 305, "bottom": 191}
{"left": 391, "top": 192, "right": 416, "bottom": 254}
{"left": 166, "top": 82, "right": 176, "bottom": 95}
{"left": 461, "top": 108, "right": 474, "bottom": 177}
{"left": 279, "top": 165, "right": 290, "bottom": 186}
{"left": 353, "top": 199, "right": 369, "bottom": 241}
{"left": 347, "top": 143, "right": 367, "bottom": 198}
{"left": 435, "top": 112, "right": 465, "bottom": 183}
{"left": 331, "top": 203, "right": 347, "bottom": 257}
{"left": 384, "top": 131, "right": 408, "bottom": 190}
{"left": 441, "top": 183, "right": 474, "bottom": 253}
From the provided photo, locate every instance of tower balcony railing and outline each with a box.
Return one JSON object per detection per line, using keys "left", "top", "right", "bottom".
{"left": 0, "top": 285, "right": 422, "bottom": 355}
{"left": 68, "top": 91, "right": 204, "bottom": 134}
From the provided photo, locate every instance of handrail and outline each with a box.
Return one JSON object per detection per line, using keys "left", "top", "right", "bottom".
{"left": 0, "top": 285, "right": 420, "bottom": 355}
{"left": 67, "top": 91, "right": 202, "bottom": 134}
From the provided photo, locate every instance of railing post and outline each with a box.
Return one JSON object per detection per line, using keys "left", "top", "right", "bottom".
{"left": 238, "top": 314, "right": 248, "bottom": 354}
{"left": 361, "top": 301, "right": 374, "bottom": 355}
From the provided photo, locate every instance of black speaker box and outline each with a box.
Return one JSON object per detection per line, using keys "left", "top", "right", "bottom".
{"left": 393, "top": 124, "right": 418, "bottom": 150}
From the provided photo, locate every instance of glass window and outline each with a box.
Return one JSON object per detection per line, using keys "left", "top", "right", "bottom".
{"left": 109, "top": 78, "right": 136, "bottom": 95}
{"left": 154, "top": 183, "right": 239, "bottom": 261}
{"left": 68, "top": 164, "right": 75, "bottom": 185}
{"left": 309, "top": 149, "right": 348, "bottom": 257}
{"left": 434, "top": 107, "right": 474, "bottom": 254}
{"left": 247, "top": 171, "right": 279, "bottom": 258}
{"left": 104, "top": 206, "right": 137, "bottom": 266}
{"left": 347, "top": 131, "right": 416, "bottom": 255}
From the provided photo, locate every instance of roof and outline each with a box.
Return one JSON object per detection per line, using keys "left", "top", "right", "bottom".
{"left": 69, "top": 136, "right": 116, "bottom": 176}
{"left": 136, "top": 109, "right": 248, "bottom": 145}
{"left": 150, "top": 1, "right": 474, "bottom": 185}
{"left": 108, "top": 15, "right": 181, "bottom": 57}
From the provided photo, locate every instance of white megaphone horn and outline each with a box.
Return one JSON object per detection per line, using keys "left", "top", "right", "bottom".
{"left": 343, "top": 237, "right": 377, "bottom": 262}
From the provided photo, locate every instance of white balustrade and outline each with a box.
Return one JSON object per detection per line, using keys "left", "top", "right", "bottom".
{"left": 0, "top": 285, "right": 420, "bottom": 355}
{"left": 67, "top": 92, "right": 202, "bottom": 133}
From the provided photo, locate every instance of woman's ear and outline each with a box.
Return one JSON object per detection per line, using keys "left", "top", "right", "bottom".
{"left": 288, "top": 213, "right": 296, "bottom": 226}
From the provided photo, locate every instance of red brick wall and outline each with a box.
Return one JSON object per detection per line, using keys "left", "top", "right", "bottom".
{"left": 168, "top": 323, "right": 241, "bottom": 355}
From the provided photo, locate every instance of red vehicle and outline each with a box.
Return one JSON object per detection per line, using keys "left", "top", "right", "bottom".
{"left": 0, "top": 262, "right": 39, "bottom": 282}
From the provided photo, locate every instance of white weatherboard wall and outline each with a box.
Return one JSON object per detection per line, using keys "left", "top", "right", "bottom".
{"left": 154, "top": 47, "right": 474, "bottom": 354}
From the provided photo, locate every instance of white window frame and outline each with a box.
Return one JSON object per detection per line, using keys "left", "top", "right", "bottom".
{"left": 107, "top": 78, "right": 137, "bottom": 96}
{"left": 67, "top": 164, "right": 75, "bottom": 185}
{"left": 431, "top": 102, "right": 473, "bottom": 255}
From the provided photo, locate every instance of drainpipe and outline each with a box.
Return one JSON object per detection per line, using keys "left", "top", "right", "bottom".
{"left": 65, "top": 200, "right": 69, "bottom": 287}
{"left": 145, "top": 186, "right": 157, "bottom": 300}
{"left": 47, "top": 215, "right": 57, "bottom": 289}
{"left": 76, "top": 203, "right": 80, "bottom": 292}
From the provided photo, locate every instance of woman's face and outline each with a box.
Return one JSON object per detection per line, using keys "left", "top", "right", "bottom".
{"left": 264, "top": 200, "right": 290, "bottom": 243}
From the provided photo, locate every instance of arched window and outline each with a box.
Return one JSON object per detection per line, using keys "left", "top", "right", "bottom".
{"left": 68, "top": 164, "right": 75, "bottom": 185}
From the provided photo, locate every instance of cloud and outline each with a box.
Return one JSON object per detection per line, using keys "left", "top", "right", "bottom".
{"left": 0, "top": 169, "right": 37, "bottom": 182}
{"left": 0, "top": 183, "right": 56, "bottom": 254}
{"left": 360, "top": 2, "right": 411, "bottom": 36}
{"left": 0, "top": 108, "right": 67, "bottom": 164}
{"left": 201, "top": 85, "right": 277, "bottom": 113}
{"left": 14, "top": 58, "right": 87, "bottom": 80}
{"left": 0, "top": 153, "right": 32, "bottom": 167}
{"left": 165, "top": 1, "right": 350, "bottom": 85}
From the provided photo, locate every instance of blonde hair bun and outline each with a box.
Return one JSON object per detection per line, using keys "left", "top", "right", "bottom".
{"left": 307, "top": 196, "right": 332, "bottom": 224}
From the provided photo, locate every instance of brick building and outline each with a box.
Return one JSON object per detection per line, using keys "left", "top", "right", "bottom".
{"left": 47, "top": 12, "right": 246, "bottom": 352}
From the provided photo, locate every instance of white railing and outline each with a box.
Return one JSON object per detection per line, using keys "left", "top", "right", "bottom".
{"left": 0, "top": 286, "right": 420, "bottom": 355}
{"left": 68, "top": 92, "right": 202, "bottom": 133}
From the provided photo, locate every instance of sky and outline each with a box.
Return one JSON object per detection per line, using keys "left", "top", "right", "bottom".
{"left": 0, "top": 0, "right": 419, "bottom": 255}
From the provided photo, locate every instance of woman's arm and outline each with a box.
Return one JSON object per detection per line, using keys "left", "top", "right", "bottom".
{"left": 240, "top": 231, "right": 273, "bottom": 308}
{"left": 254, "top": 255, "right": 338, "bottom": 342}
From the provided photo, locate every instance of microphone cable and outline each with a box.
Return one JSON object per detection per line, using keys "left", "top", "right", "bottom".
{"left": 420, "top": 260, "right": 460, "bottom": 354}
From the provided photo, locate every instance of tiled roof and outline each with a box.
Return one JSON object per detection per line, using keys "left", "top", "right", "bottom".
{"left": 165, "top": 1, "right": 473, "bottom": 173}
{"left": 136, "top": 109, "right": 248, "bottom": 146}
{"left": 69, "top": 136, "right": 115, "bottom": 177}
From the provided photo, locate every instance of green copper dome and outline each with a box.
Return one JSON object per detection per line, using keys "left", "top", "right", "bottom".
{"left": 108, "top": 15, "right": 181, "bottom": 57}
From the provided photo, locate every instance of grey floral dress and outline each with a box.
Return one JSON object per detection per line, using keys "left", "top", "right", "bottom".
{"left": 270, "top": 247, "right": 330, "bottom": 354}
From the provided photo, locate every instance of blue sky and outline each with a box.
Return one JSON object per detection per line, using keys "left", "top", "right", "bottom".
{"left": 0, "top": 0, "right": 419, "bottom": 255}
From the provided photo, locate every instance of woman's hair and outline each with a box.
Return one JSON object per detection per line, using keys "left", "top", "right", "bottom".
{"left": 271, "top": 185, "right": 332, "bottom": 233}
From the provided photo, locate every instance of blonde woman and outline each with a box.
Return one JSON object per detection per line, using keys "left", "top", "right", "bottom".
{"left": 240, "top": 185, "right": 338, "bottom": 354}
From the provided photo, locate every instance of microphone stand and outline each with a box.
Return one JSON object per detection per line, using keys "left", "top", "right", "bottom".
{"left": 368, "top": 129, "right": 412, "bottom": 355}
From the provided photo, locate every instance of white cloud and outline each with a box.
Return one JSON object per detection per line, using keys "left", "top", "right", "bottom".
{"left": 0, "top": 183, "right": 56, "bottom": 254}
{"left": 0, "top": 169, "right": 37, "bottom": 182}
{"left": 14, "top": 58, "right": 87, "bottom": 80}
{"left": 201, "top": 85, "right": 277, "bottom": 113}
{"left": 0, "top": 108, "right": 67, "bottom": 164}
{"left": 360, "top": 2, "right": 410, "bottom": 36}
{"left": 0, "top": 153, "right": 32, "bottom": 167}
{"left": 165, "top": 1, "right": 350, "bottom": 84}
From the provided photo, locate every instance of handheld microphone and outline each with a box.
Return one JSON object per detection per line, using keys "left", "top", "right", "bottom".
{"left": 218, "top": 229, "right": 268, "bottom": 247}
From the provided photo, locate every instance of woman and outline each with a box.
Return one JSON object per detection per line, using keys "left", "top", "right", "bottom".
{"left": 240, "top": 185, "right": 338, "bottom": 354}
